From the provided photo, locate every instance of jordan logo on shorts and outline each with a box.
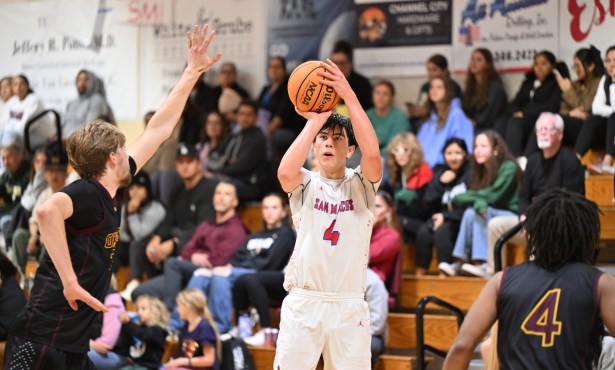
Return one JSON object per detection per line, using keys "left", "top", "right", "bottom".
{"left": 357, "top": 319, "right": 364, "bottom": 327}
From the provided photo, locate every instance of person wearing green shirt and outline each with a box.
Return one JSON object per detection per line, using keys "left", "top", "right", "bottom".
{"left": 439, "top": 131, "right": 521, "bottom": 278}
{"left": 366, "top": 81, "right": 410, "bottom": 157}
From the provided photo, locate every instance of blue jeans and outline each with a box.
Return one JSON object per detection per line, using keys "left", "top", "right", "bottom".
{"left": 88, "top": 350, "right": 129, "bottom": 370}
{"left": 452, "top": 207, "right": 516, "bottom": 262}
{"left": 169, "top": 267, "right": 256, "bottom": 333}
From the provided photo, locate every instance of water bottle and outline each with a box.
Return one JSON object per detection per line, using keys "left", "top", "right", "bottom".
{"left": 238, "top": 312, "right": 252, "bottom": 339}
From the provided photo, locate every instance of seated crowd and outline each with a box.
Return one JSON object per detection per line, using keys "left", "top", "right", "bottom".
{"left": 0, "top": 40, "right": 614, "bottom": 369}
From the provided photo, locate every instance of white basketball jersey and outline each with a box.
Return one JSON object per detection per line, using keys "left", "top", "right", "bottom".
{"left": 283, "top": 166, "right": 381, "bottom": 293}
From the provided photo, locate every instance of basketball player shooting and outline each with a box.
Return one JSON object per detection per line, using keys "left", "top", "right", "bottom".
{"left": 274, "top": 59, "right": 382, "bottom": 369}
{"left": 4, "top": 25, "right": 221, "bottom": 370}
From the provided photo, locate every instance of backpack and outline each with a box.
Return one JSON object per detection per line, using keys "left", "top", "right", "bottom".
{"left": 220, "top": 337, "right": 256, "bottom": 370}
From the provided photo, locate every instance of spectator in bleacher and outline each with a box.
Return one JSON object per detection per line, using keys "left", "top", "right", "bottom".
{"left": 382, "top": 132, "right": 432, "bottom": 242}
{"left": 575, "top": 45, "right": 615, "bottom": 167}
{"left": 62, "top": 70, "right": 114, "bottom": 138}
{"left": 407, "top": 54, "right": 463, "bottom": 127}
{"left": 183, "top": 193, "right": 295, "bottom": 335}
{"left": 414, "top": 138, "right": 470, "bottom": 276}
{"left": 330, "top": 40, "right": 373, "bottom": 110}
{"left": 462, "top": 48, "right": 507, "bottom": 132}
{"left": 496, "top": 50, "right": 562, "bottom": 157}
{"left": 0, "top": 134, "right": 31, "bottom": 250}
{"left": 366, "top": 80, "right": 411, "bottom": 157}
{"left": 121, "top": 143, "right": 216, "bottom": 298}
{"left": 92, "top": 295, "right": 168, "bottom": 370}
{"left": 209, "top": 100, "right": 269, "bottom": 202}
{"left": 12, "top": 149, "right": 69, "bottom": 274}
{"left": 440, "top": 131, "right": 521, "bottom": 278}
{"left": 487, "top": 113, "right": 584, "bottom": 274}
{"left": 0, "top": 251, "right": 25, "bottom": 341}
{"left": 113, "top": 172, "right": 166, "bottom": 274}
{"left": 0, "top": 74, "right": 44, "bottom": 143}
{"left": 178, "top": 95, "right": 206, "bottom": 147}
{"left": 164, "top": 289, "right": 221, "bottom": 369}
{"left": 131, "top": 182, "right": 248, "bottom": 312}
{"left": 87, "top": 280, "right": 125, "bottom": 370}
{"left": 369, "top": 191, "right": 401, "bottom": 282}
{"left": 0, "top": 76, "right": 13, "bottom": 122}
{"left": 366, "top": 267, "right": 389, "bottom": 369}
{"left": 141, "top": 110, "right": 180, "bottom": 176}
{"left": 196, "top": 111, "right": 230, "bottom": 177}
{"left": 418, "top": 77, "right": 474, "bottom": 168}
{"left": 549, "top": 46, "right": 603, "bottom": 150}
{"left": 258, "top": 56, "right": 304, "bottom": 161}
{"left": 201, "top": 62, "right": 250, "bottom": 120}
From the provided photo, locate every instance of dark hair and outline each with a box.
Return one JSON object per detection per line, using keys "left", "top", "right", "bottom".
{"left": 535, "top": 50, "right": 557, "bottom": 66}
{"left": 525, "top": 188, "right": 599, "bottom": 271}
{"left": 469, "top": 130, "right": 521, "bottom": 190}
{"left": 427, "top": 76, "right": 455, "bottom": 129}
{"left": 0, "top": 252, "right": 17, "bottom": 279}
{"left": 315, "top": 113, "right": 357, "bottom": 147}
{"left": 606, "top": 45, "right": 615, "bottom": 56}
{"left": 375, "top": 191, "right": 402, "bottom": 235}
{"left": 442, "top": 137, "right": 469, "bottom": 155}
{"left": 261, "top": 192, "right": 288, "bottom": 230}
{"left": 270, "top": 56, "right": 287, "bottom": 74}
{"left": 575, "top": 45, "right": 605, "bottom": 79}
{"left": 463, "top": 48, "right": 501, "bottom": 110}
{"left": 15, "top": 74, "right": 34, "bottom": 94}
{"left": 373, "top": 80, "right": 395, "bottom": 96}
{"left": 427, "top": 54, "right": 449, "bottom": 70}
{"left": 200, "top": 111, "right": 229, "bottom": 144}
{"left": 238, "top": 99, "right": 258, "bottom": 114}
{"left": 332, "top": 40, "right": 354, "bottom": 63}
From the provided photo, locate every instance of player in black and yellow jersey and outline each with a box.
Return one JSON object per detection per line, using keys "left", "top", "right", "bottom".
{"left": 444, "top": 188, "right": 615, "bottom": 369}
{"left": 4, "top": 25, "right": 221, "bottom": 370}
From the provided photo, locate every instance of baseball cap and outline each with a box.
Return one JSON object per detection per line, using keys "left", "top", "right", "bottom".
{"left": 45, "top": 148, "right": 69, "bottom": 170}
{"left": 176, "top": 142, "right": 199, "bottom": 159}
{"left": 130, "top": 171, "right": 152, "bottom": 195}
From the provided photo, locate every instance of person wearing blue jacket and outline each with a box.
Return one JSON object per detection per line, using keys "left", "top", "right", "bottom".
{"left": 418, "top": 76, "right": 474, "bottom": 168}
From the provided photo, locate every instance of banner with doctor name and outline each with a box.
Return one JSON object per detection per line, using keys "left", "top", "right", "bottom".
{"left": 452, "top": 0, "right": 558, "bottom": 73}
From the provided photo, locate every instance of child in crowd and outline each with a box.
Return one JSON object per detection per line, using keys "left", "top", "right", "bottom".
{"left": 92, "top": 295, "right": 168, "bottom": 370}
{"left": 163, "top": 289, "right": 220, "bottom": 370}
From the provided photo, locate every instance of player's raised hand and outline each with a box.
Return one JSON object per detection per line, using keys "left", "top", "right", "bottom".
{"left": 63, "top": 280, "right": 108, "bottom": 313}
{"left": 295, "top": 106, "right": 332, "bottom": 126}
{"left": 186, "top": 24, "right": 222, "bottom": 74}
{"left": 319, "top": 59, "right": 354, "bottom": 102}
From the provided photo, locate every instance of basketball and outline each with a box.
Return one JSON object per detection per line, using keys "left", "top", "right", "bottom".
{"left": 287, "top": 61, "right": 340, "bottom": 112}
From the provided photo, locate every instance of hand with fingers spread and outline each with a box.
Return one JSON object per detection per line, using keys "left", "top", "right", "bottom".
{"left": 318, "top": 59, "right": 356, "bottom": 102}
{"left": 63, "top": 279, "right": 108, "bottom": 313}
{"left": 186, "top": 24, "right": 223, "bottom": 74}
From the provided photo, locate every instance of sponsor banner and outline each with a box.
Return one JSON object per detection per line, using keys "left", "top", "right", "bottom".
{"left": 0, "top": 1, "right": 139, "bottom": 120}
{"left": 452, "top": 0, "right": 558, "bottom": 73}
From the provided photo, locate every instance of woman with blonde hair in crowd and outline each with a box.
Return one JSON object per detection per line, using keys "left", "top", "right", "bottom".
{"left": 463, "top": 48, "right": 507, "bottom": 132}
{"left": 417, "top": 76, "right": 474, "bottom": 168}
{"left": 163, "top": 289, "right": 221, "bottom": 370}
{"left": 383, "top": 132, "right": 432, "bottom": 242}
{"left": 440, "top": 131, "right": 521, "bottom": 278}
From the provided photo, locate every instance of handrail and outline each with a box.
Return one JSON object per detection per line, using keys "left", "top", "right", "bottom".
{"left": 415, "top": 296, "right": 464, "bottom": 370}
{"left": 493, "top": 222, "right": 524, "bottom": 272}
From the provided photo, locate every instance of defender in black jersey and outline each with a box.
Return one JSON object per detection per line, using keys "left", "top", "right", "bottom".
{"left": 4, "top": 25, "right": 221, "bottom": 370}
{"left": 443, "top": 189, "right": 615, "bottom": 370}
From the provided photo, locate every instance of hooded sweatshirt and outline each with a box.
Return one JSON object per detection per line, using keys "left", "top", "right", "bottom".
{"left": 62, "top": 70, "right": 112, "bottom": 136}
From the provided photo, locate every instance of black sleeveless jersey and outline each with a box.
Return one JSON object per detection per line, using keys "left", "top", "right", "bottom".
{"left": 11, "top": 178, "right": 122, "bottom": 353}
{"left": 497, "top": 262, "right": 603, "bottom": 369}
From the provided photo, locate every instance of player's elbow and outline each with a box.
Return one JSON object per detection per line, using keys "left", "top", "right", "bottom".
{"left": 36, "top": 203, "right": 53, "bottom": 223}
{"left": 448, "top": 337, "right": 475, "bottom": 359}
{"left": 277, "top": 165, "right": 294, "bottom": 183}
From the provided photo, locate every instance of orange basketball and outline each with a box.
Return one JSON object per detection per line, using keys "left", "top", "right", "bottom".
{"left": 287, "top": 61, "right": 340, "bottom": 112}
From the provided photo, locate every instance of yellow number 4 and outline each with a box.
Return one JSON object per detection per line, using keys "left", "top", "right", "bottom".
{"left": 521, "top": 289, "right": 562, "bottom": 347}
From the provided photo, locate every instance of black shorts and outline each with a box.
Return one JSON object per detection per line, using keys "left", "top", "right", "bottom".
{"left": 3, "top": 335, "right": 95, "bottom": 370}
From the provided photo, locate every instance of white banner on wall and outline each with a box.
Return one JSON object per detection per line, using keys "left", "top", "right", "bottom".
{"left": 0, "top": 1, "right": 139, "bottom": 120}
{"left": 452, "top": 0, "right": 559, "bottom": 73}
{"left": 139, "top": 0, "right": 266, "bottom": 113}
{"left": 559, "top": 0, "right": 615, "bottom": 71}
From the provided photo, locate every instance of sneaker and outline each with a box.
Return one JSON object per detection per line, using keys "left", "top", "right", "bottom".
{"left": 244, "top": 329, "right": 266, "bottom": 346}
{"left": 460, "top": 263, "right": 491, "bottom": 278}
{"left": 438, "top": 261, "right": 461, "bottom": 276}
{"left": 120, "top": 280, "right": 140, "bottom": 301}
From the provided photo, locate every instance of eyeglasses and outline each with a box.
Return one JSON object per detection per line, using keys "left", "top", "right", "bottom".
{"left": 392, "top": 146, "right": 411, "bottom": 154}
{"left": 535, "top": 127, "right": 559, "bottom": 133}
